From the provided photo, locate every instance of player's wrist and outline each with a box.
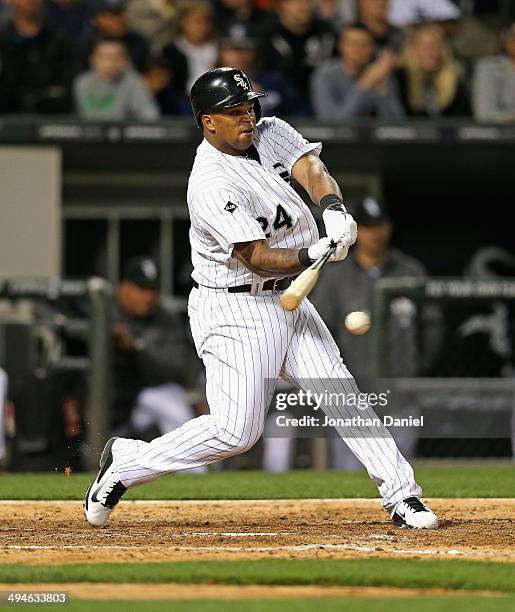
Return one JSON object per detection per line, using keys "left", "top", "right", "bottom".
{"left": 298, "top": 248, "right": 314, "bottom": 267}
{"left": 320, "top": 194, "right": 346, "bottom": 213}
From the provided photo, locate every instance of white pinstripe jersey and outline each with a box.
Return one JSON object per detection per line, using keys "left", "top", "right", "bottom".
{"left": 187, "top": 116, "right": 321, "bottom": 288}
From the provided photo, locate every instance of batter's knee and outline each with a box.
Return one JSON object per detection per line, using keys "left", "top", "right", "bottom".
{"left": 215, "top": 424, "right": 262, "bottom": 456}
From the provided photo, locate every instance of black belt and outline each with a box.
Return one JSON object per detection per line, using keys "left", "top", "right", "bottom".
{"left": 192, "top": 277, "right": 294, "bottom": 293}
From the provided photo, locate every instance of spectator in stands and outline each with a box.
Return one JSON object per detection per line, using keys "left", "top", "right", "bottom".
{"left": 0, "top": 0, "right": 14, "bottom": 26}
{"left": 315, "top": 0, "right": 346, "bottom": 30}
{"left": 213, "top": 0, "right": 273, "bottom": 39}
{"left": 387, "top": 0, "right": 461, "bottom": 28}
{"left": 74, "top": 38, "right": 160, "bottom": 119}
{"left": 450, "top": 13, "right": 498, "bottom": 62}
{"left": 0, "top": 0, "right": 72, "bottom": 113}
{"left": 217, "top": 35, "right": 311, "bottom": 116}
{"left": 125, "top": 0, "right": 178, "bottom": 56}
{"left": 43, "top": 0, "right": 93, "bottom": 37}
{"left": 76, "top": 0, "right": 150, "bottom": 73}
{"left": 142, "top": 57, "right": 190, "bottom": 115}
{"left": 111, "top": 257, "right": 201, "bottom": 447}
{"left": 473, "top": 23, "right": 515, "bottom": 123}
{"left": 257, "top": 0, "right": 335, "bottom": 106}
{"left": 395, "top": 24, "right": 471, "bottom": 117}
{"left": 310, "top": 197, "right": 438, "bottom": 468}
{"left": 161, "top": 0, "right": 218, "bottom": 95}
{"left": 330, "top": 0, "right": 461, "bottom": 29}
{"left": 355, "top": 0, "right": 404, "bottom": 51}
{"left": 311, "top": 24, "right": 404, "bottom": 120}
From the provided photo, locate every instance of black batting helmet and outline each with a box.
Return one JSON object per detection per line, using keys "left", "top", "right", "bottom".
{"left": 190, "top": 67, "right": 265, "bottom": 128}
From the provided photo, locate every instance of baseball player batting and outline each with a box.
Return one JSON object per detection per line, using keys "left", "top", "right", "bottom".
{"left": 84, "top": 67, "right": 438, "bottom": 530}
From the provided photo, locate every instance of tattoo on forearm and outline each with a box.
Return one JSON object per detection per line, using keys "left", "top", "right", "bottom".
{"left": 257, "top": 248, "right": 305, "bottom": 275}
{"left": 233, "top": 241, "right": 305, "bottom": 277}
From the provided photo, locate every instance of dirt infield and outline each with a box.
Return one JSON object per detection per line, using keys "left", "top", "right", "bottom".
{"left": 0, "top": 583, "right": 503, "bottom": 600}
{"left": 1, "top": 498, "right": 514, "bottom": 565}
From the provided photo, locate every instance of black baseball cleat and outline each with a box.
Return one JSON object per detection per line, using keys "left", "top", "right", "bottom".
{"left": 83, "top": 437, "right": 127, "bottom": 528}
{"left": 391, "top": 497, "right": 438, "bottom": 529}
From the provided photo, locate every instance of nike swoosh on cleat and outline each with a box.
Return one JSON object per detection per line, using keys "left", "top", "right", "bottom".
{"left": 91, "top": 485, "right": 103, "bottom": 504}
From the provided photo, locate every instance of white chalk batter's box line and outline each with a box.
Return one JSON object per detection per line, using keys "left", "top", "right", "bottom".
{"left": 1, "top": 498, "right": 513, "bottom": 504}
{"left": 0, "top": 499, "right": 383, "bottom": 504}
{"left": 5, "top": 543, "right": 471, "bottom": 557}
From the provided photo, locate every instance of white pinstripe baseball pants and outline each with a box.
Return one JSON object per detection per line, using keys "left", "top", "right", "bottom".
{"left": 113, "top": 287, "right": 421, "bottom": 511}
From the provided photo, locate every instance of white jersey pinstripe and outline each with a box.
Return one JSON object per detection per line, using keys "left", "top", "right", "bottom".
{"left": 112, "top": 116, "right": 423, "bottom": 513}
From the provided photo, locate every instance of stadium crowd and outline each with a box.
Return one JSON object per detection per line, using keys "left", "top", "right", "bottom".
{"left": 0, "top": 0, "right": 513, "bottom": 122}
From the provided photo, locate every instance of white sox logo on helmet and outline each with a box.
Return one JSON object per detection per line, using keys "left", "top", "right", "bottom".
{"left": 234, "top": 74, "right": 249, "bottom": 90}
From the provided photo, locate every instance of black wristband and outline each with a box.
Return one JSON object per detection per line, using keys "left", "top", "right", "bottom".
{"left": 320, "top": 194, "right": 346, "bottom": 212}
{"left": 298, "top": 248, "right": 313, "bottom": 267}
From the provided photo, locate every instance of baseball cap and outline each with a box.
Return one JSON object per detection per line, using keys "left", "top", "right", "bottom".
{"left": 122, "top": 257, "right": 160, "bottom": 290}
{"left": 352, "top": 197, "right": 390, "bottom": 226}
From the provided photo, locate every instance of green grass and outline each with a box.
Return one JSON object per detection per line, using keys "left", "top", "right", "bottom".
{"left": 1, "top": 559, "right": 515, "bottom": 593}
{"left": 7, "top": 599, "right": 515, "bottom": 612}
{"left": 1, "top": 465, "right": 514, "bottom": 500}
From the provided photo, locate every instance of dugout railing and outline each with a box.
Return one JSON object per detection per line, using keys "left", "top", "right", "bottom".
{"left": 0, "top": 278, "right": 111, "bottom": 468}
{"left": 370, "top": 278, "right": 515, "bottom": 454}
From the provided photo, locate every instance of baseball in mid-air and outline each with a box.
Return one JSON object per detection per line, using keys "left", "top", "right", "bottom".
{"left": 345, "top": 311, "right": 371, "bottom": 335}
